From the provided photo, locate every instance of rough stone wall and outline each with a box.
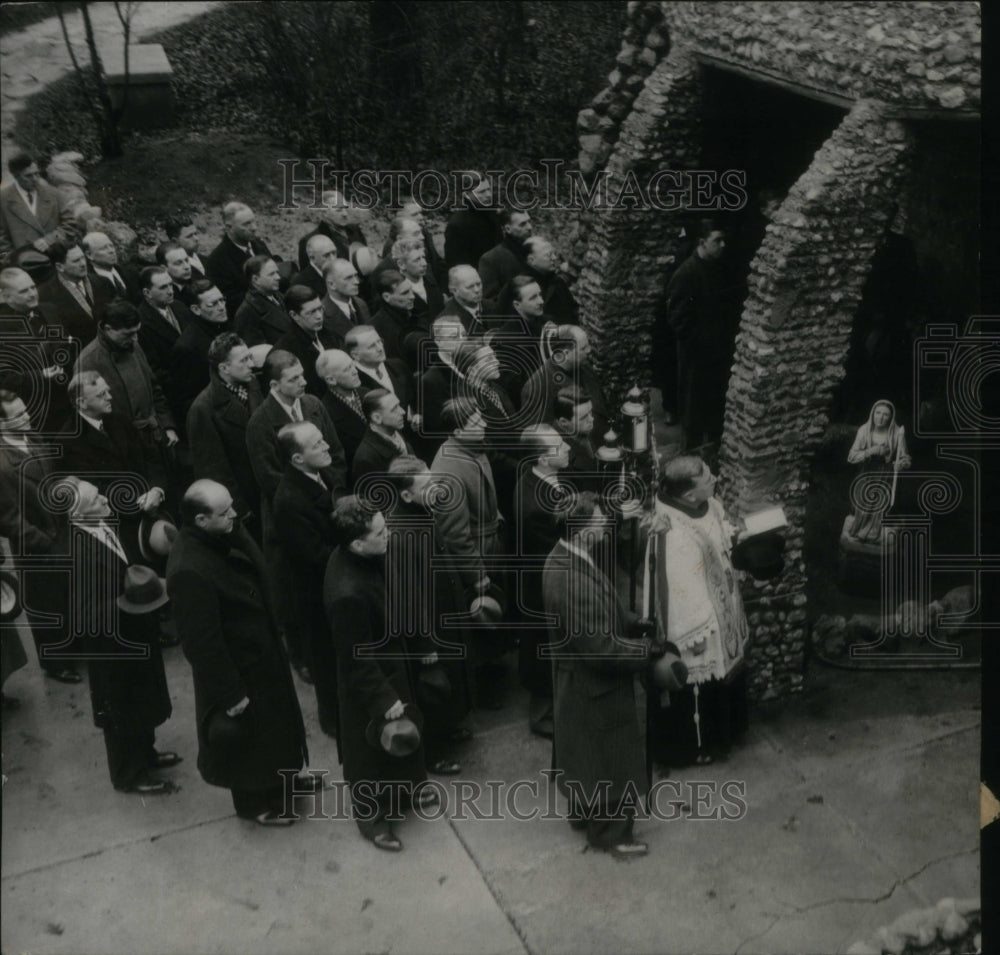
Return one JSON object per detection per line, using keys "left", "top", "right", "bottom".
{"left": 573, "top": 45, "right": 703, "bottom": 404}
{"left": 718, "top": 101, "right": 913, "bottom": 699}
{"left": 575, "top": 1, "right": 671, "bottom": 177}
{"left": 662, "top": 1, "right": 981, "bottom": 114}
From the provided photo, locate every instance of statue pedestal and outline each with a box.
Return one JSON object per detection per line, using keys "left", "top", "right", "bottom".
{"left": 837, "top": 516, "right": 892, "bottom": 596}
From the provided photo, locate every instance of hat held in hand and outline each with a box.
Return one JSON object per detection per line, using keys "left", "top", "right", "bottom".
{"left": 365, "top": 703, "right": 423, "bottom": 757}
{"left": 651, "top": 640, "right": 688, "bottom": 692}
{"left": 117, "top": 565, "right": 169, "bottom": 614}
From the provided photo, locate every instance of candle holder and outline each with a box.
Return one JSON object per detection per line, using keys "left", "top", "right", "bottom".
{"left": 621, "top": 384, "right": 649, "bottom": 454}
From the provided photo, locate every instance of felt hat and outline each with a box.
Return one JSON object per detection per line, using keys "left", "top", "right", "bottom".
{"left": 365, "top": 703, "right": 423, "bottom": 757}
{"left": 116, "top": 564, "right": 169, "bottom": 614}
{"left": 650, "top": 640, "right": 688, "bottom": 692}
{"left": 415, "top": 664, "right": 452, "bottom": 708}
{"left": 137, "top": 509, "right": 178, "bottom": 567}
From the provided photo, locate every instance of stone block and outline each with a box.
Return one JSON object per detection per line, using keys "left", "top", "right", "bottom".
{"left": 100, "top": 44, "right": 175, "bottom": 130}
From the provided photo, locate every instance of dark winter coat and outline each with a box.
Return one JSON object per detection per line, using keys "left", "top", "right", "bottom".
{"left": 543, "top": 540, "right": 648, "bottom": 803}
{"left": 166, "top": 524, "right": 307, "bottom": 790}
{"left": 323, "top": 547, "right": 425, "bottom": 786}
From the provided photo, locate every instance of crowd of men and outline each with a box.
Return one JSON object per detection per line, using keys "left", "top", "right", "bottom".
{"left": 1, "top": 156, "right": 751, "bottom": 858}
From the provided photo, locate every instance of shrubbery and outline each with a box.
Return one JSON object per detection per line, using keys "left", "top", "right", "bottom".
{"left": 16, "top": 1, "right": 625, "bottom": 172}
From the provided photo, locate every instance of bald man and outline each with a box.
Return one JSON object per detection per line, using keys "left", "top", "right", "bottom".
{"left": 291, "top": 233, "right": 337, "bottom": 300}
{"left": 167, "top": 478, "right": 310, "bottom": 826}
{"left": 205, "top": 202, "right": 273, "bottom": 317}
{"left": 83, "top": 231, "right": 140, "bottom": 302}
{"left": 437, "top": 265, "right": 489, "bottom": 334}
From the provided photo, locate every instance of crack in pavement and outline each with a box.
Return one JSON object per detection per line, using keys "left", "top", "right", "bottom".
{"left": 446, "top": 815, "right": 535, "bottom": 955}
{"left": 732, "top": 847, "right": 978, "bottom": 955}
{"left": 0, "top": 812, "right": 237, "bottom": 880}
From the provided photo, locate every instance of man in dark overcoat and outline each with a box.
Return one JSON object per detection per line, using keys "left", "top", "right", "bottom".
{"left": 514, "top": 425, "right": 571, "bottom": 739}
{"left": 386, "top": 456, "right": 472, "bottom": 774}
{"left": 166, "top": 479, "right": 308, "bottom": 826}
{"left": 63, "top": 478, "right": 178, "bottom": 794}
{"left": 272, "top": 421, "right": 340, "bottom": 740}
{"left": 542, "top": 491, "right": 652, "bottom": 858}
{"left": 323, "top": 496, "right": 429, "bottom": 852}
{"left": 185, "top": 333, "right": 262, "bottom": 539}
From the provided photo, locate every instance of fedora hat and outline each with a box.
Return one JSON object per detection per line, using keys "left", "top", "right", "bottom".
{"left": 117, "top": 564, "right": 170, "bottom": 614}
{"left": 138, "top": 509, "right": 178, "bottom": 566}
{"left": 650, "top": 640, "right": 688, "bottom": 692}
{"left": 365, "top": 703, "right": 423, "bottom": 757}
{"left": 0, "top": 569, "right": 21, "bottom": 623}
{"left": 732, "top": 531, "right": 785, "bottom": 581}
{"left": 416, "top": 664, "right": 452, "bottom": 708}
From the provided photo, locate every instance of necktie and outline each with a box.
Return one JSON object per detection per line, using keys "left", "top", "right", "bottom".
{"left": 291, "top": 403, "right": 302, "bottom": 422}
{"left": 161, "top": 307, "right": 180, "bottom": 334}
{"left": 376, "top": 365, "right": 386, "bottom": 383}
{"left": 25, "top": 190, "right": 34, "bottom": 208}
{"left": 348, "top": 301, "right": 357, "bottom": 324}
{"left": 480, "top": 386, "right": 505, "bottom": 415}
{"left": 311, "top": 334, "right": 322, "bottom": 353}
{"left": 112, "top": 270, "right": 126, "bottom": 293}
{"left": 80, "top": 281, "right": 93, "bottom": 307}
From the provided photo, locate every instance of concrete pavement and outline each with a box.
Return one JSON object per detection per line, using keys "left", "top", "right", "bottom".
{"left": 1, "top": 0, "right": 221, "bottom": 156}
{"left": 1, "top": 614, "right": 980, "bottom": 954}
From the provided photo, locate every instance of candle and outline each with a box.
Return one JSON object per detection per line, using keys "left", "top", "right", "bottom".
{"left": 633, "top": 413, "right": 648, "bottom": 453}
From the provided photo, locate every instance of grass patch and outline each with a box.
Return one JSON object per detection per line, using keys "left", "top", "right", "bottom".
{"left": 0, "top": 1, "right": 58, "bottom": 37}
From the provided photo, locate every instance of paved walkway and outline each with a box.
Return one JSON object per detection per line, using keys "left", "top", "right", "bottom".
{"left": 0, "top": 0, "right": 220, "bottom": 156}
{"left": 1, "top": 613, "right": 980, "bottom": 954}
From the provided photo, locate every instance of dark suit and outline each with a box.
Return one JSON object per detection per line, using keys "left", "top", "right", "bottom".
{"left": 498, "top": 267, "right": 578, "bottom": 326}
{"left": 73, "top": 521, "right": 172, "bottom": 790}
{"left": 321, "top": 389, "right": 369, "bottom": 472}
{"left": 246, "top": 391, "right": 346, "bottom": 667}
{"left": 272, "top": 323, "right": 338, "bottom": 397}
{"left": 436, "top": 297, "right": 480, "bottom": 335}
{"left": 415, "top": 358, "right": 461, "bottom": 450}
{"left": 205, "top": 235, "right": 272, "bottom": 318}
{"left": 167, "top": 524, "right": 307, "bottom": 809}
{"left": 444, "top": 207, "right": 501, "bottom": 270}
{"left": 290, "top": 265, "right": 327, "bottom": 301}
{"left": 543, "top": 540, "right": 648, "bottom": 848}
{"left": 272, "top": 466, "right": 339, "bottom": 737}
{"left": 410, "top": 273, "right": 445, "bottom": 328}
{"left": 89, "top": 264, "right": 141, "bottom": 304}
{"left": 323, "top": 546, "right": 425, "bottom": 837}
{"left": 168, "top": 317, "right": 224, "bottom": 427}
{"left": 0, "top": 306, "right": 73, "bottom": 433}
{"left": 38, "top": 273, "right": 116, "bottom": 345}
{"left": 351, "top": 428, "right": 412, "bottom": 488}
{"left": 0, "top": 179, "right": 74, "bottom": 258}
{"left": 233, "top": 288, "right": 291, "bottom": 347}
{"left": 246, "top": 393, "right": 348, "bottom": 508}
{"left": 520, "top": 358, "right": 611, "bottom": 441}
{"left": 513, "top": 468, "right": 566, "bottom": 701}
{"left": 356, "top": 359, "right": 411, "bottom": 410}
{"left": 370, "top": 303, "right": 428, "bottom": 368}
{"left": 186, "top": 375, "right": 263, "bottom": 526}
{"left": 60, "top": 411, "right": 153, "bottom": 493}
{"left": 0, "top": 440, "right": 71, "bottom": 674}
{"left": 321, "top": 294, "right": 370, "bottom": 348}
{"left": 478, "top": 237, "right": 528, "bottom": 300}
{"left": 137, "top": 300, "right": 191, "bottom": 397}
